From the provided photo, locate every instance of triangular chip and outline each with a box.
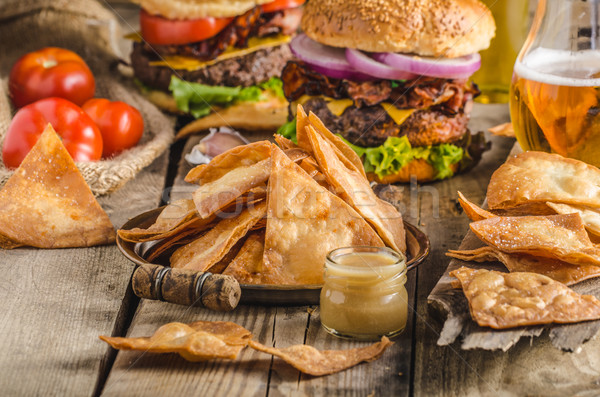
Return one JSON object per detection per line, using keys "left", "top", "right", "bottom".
{"left": 261, "top": 147, "right": 384, "bottom": 285}
{"left": 457, "top": 191, "right": 495, "bottom": 221}
{"left": 306, "top": 125, "right": 406, "bottom": 252}
{"left": 171, "top": 202, "right": 266, "bottom": 271}
{"left": 487, "top": 151, "right": 600, "bottom": 210}
{"left": 0, "top": 125, "right": 115, "bottom": 248}
{"left": 546, "top": 202, "right": 600, "bottom": 237}
{"left": 248, "top": 337, "right": 392, "bottom": 376}
{"left": 447, "top": 247, "right": 600, "bottom": 286}
{"left": 222, "top": 231, "right": 266, "bottom": 284}
{"left": 100, "top": 321, "right": 252, "bottom": 361}
{"left": 450, "top": 267, "right": 600, "bottom": 329}
{"left": 470, "top": 213, "right": 600, "bottom": 266}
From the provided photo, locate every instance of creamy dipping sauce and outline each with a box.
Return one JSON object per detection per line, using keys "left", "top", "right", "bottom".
{"left": 320, "top": 247, "right": 408, "bottom": 340}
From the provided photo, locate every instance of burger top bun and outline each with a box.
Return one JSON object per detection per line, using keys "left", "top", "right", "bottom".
{"left": 132, "top": 0, "right": 272, "bottom": 19}
{"left": 301, "top": 0, "right": 496, "bottom": 58}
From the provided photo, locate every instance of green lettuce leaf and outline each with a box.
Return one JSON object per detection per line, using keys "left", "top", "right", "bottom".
{"left": 169, "top": 76, "right": 284, "bottom": 119}
{"left": 277, "top": 119, "right": 297, "bottom": 143}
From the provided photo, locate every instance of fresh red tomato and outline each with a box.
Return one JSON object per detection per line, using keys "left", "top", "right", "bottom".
{"left": 9, "top": 47, "right": 95, "bottom": 108}
{"left": 139, "top": 9, "right": 233, "bottom": 45}
{"left": 2, "top": 97, "right": 103, "bottom": 169}
{"left": 261, "top": 0, "right": 305, "bottom": 13}
{"left": 82, "top": 99, "right": 144, "bottom": 158}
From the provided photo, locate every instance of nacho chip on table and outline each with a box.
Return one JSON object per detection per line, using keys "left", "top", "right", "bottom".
{"left": 306, "top": 124, "right": 406, "bottom": 253}
{"left": 0, "top": 124, "right": 115, "bottom": 248}
{"left": 457, "top": 191, "right": 496, "bottom": 221}
{"left": 248, "top": 337, "right": 393, "bottom": 376}
{"left": 447, "top": 247, "right": 600, "bottom": 286}
{"left": 171, "top": 201, "right": 267, "bottom": 271}
{"left": 100, "top": 321, "right": 252, "bottom": 361}
{"left": 470, "top": 213, "right": 600, "bottom": 266}
{"left": 546, "top": 202, "right": 600, "bottom": 238}
{"left": 222, "top": 231, "right": 266, "bottom": 284}
{"left": 261, "top": 147, "right": 384, "bottom": 285}
{"left": 487, "top": 151, "right": 600, "bottom": 210}
{"left": 450, "top": 267, "right": 600, "bottom": 329}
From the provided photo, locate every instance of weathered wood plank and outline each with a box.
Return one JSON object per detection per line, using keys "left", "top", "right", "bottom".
{"left": 0, "top": 152, "right": 169, "bottom": 396}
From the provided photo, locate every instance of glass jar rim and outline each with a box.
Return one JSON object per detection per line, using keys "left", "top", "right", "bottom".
{"left": 326, "top": 246, "right": 407, "bottom": 278}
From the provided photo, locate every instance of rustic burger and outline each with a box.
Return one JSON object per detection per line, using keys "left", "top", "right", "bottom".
{"left": 130, "top": 0, "right": 304, "bottom": 131}
{"left": 279, "top": 0, "right": 496, "bottom": 182}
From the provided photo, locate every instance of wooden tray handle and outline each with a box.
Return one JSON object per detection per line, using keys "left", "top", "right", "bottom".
{"left": 131, "top": 263, "right": 241, "bottom": 311}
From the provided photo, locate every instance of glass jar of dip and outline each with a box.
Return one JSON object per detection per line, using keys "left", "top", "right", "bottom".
{"left": 319, "top": 246, "right": 408, "bottom": 340}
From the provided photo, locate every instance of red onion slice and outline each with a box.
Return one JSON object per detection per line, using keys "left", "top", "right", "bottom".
{"left": 372, "top": 52, "right": 481, "bottom": 79}
{"left": 289, "top": 34, "right": 372, "bottom": 80}
{"left": 345, "top": 49, "right": 418, "bottom": 81}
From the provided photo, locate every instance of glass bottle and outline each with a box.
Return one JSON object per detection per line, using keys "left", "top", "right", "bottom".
{"left": 510, "top": 0, "right": 600, "bottom": 166}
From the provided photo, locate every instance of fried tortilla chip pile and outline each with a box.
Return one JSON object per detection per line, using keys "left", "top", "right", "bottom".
{"left": 0, "top": 125, "right": 115, "bottom": 249}
{"left": 119, "top": 105, "right": 405, "bottom": 285}
{"left": 448, "top": 151, "right": 600, "bottom": 328}
{"left": 100, "top": 320, "right": 392, "bottom": 376}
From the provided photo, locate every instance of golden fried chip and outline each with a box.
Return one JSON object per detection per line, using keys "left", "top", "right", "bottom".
{"left": 118, "top": 199, "right": 201, "bottom": 242}
{"left": 487, "top": 151, "right": 600, "bottom": 210}
{"left": 490, "top": 202, "right": 556, "bottom": 217}
{"left": 100, "top": 321, "right": 252, "bottom": 361}
{"left": 171, "top": 202, "right": 266, "bottom": 271}
{"left": 447, "top": 247, "right": 600, "bottom": 286}
{"left": 457, "top": 191, "right": 495, "bottom": 221}
{"left": 193, "top": 157, "right": 271, "bottom": 219}
{"left": 546, "top": 202, "right": 600, "bottom": 237}
{"left": 248, "top": 337, "right": 392, "bottom": 376}
{"left": 274, "top": 134, "right": 299, "bottom": 150}
{"left": 261, "top": 147, "right": 384, "bottom": 285}
{"left": 222, "top": 231, "right": 266, "bottom": 284}
{"left": 488, "top": 122, "right": 515, "bottom": 137}
{"left": 450, "top": 267, "right": 600, "bottom": 329}
{"left": 470, "top": 214, "right": 600, "bottom": 266}
{"left": 295, "top": 104, "right": 311, "bottom": 151}
{"left": 306, "top": 125, "right": 406, "bottom": 252}
{"left": 185, "top": 140, "right": 272, "bottom": 184}
{"left": 284, "top": 147, "right": 310, "bottom": 163}
{"left": 0, "top": 233, "right": 23, "bottom": 249}
{"left": 0, "top": 125, "right": 115, "bottom": 248}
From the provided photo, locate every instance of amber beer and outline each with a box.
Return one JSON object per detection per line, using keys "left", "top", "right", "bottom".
{"left": 510, "top": 48, "right": 600, "bottom": 167}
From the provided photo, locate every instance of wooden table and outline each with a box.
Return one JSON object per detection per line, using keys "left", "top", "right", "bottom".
{"left": 4, "top": 4, "right": 600, "bottom": 397}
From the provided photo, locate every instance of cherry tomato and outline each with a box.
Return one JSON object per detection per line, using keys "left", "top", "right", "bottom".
{"left": 261, "top": 0, "right": 306, "bottom": 13}
{"left": 9, "top": 47, "right": 95, "bottom": 108}
{"left": 82, "top": 99, "right": 144, "bottom": 158}
{"left": 2, "top": 98, "right": 103, "bottom": 169}
{"left": 139, "top": 9, "right": 233, "bottom": 45}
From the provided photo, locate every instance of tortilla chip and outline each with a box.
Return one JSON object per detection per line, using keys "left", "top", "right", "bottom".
{"left": 146, "top": 225, "right": 208, "bottom": 263}
{"left": 306, "top": 125, "right": 406, "bottom": 252}
{"left": 487, "top": 151, "right": 600, "bottom": 210}
{"left": 261, "top": 147, "right": 384, "bottom": 285}
{"left": 295, "top": 104, "right": 311, "bottom": 151}
{"left": 470, "top": 214, "right": 600, "bottom": 266}
{"left": 185, "top": 140, "right": 272, "bottom": 185}
{"left": 193, "top": 158, "right": 271, "bottom": 219}
{"left": 447, "top": 247, "right": 600, "bottom": 286}
{"left": 488, "top": 122, "right": 515, "bottom": 137}
{"left": 490, "top": 202, "right": 556, "bottom": 217}
{"left": 274, "top": 134, "right": 299, "bottom": 150}
{"left": 457, "top": 191, "right": 495, "bottom": 221}
{"left": 118, "top": 199, "right": 201, "bottom": 243}
{"left": 222, "top": 231, "right": 266, "bottom": 284}
{"left": 247, "top": 337, "right": 392, "bottom": 376}
{"left": 171, "top": 202, "right": 266, "bottom": 271}
{"left": 0, "top": 233, "right": 23, "bottom": 249}
{"left": 450, "top": 267, "right": 600, "bottom": 329}
{"left": 546, "top": 202, "right": 600, "bottom": 237}
{"left": 175, "top": 97, "right": 288, "bottom": 139}
{"left": 0, "top": 125, "right": 115, "bottom": 248}
{"left": 100, "top": 321, "right": 252, "bottom": 361}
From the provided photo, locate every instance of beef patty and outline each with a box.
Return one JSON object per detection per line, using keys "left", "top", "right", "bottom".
{"left": 301, "top": 97, "right": 470, "bottom": 148}
{"left": 131, "top": 42, "right": 293, "bottom": 91}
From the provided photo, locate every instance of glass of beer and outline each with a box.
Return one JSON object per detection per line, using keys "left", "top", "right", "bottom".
{"left": 472, "top": 0, "right": 530, "bottom": 104}
{"left": 510, "top": 0, "right": 600, "bottom": 167}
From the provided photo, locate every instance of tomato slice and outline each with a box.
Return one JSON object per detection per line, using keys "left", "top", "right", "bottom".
{"left": 261, "top": 0, "right": 306, "bottom": 13}
{"left": 140, "top": 9, "right": 233, "bottom": 46}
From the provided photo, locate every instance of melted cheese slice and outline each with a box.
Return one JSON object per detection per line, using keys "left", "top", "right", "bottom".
{"left": 147, "top": 34, "right": 291, "bottom": 71}
{"left": 294, "top": 96, "right": 416, "bottom": 123}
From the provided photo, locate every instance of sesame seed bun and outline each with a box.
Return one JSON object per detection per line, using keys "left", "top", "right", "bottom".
{"left": 301, "top": 0, "right": 496, "bottom": 58}
{"left": 132, "top": 0, "right": 272, "bottom": 19}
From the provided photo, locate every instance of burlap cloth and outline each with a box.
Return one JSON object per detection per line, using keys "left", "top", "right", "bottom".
{"left": 0, "top": 0, "right": 174, "bottom": 195}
